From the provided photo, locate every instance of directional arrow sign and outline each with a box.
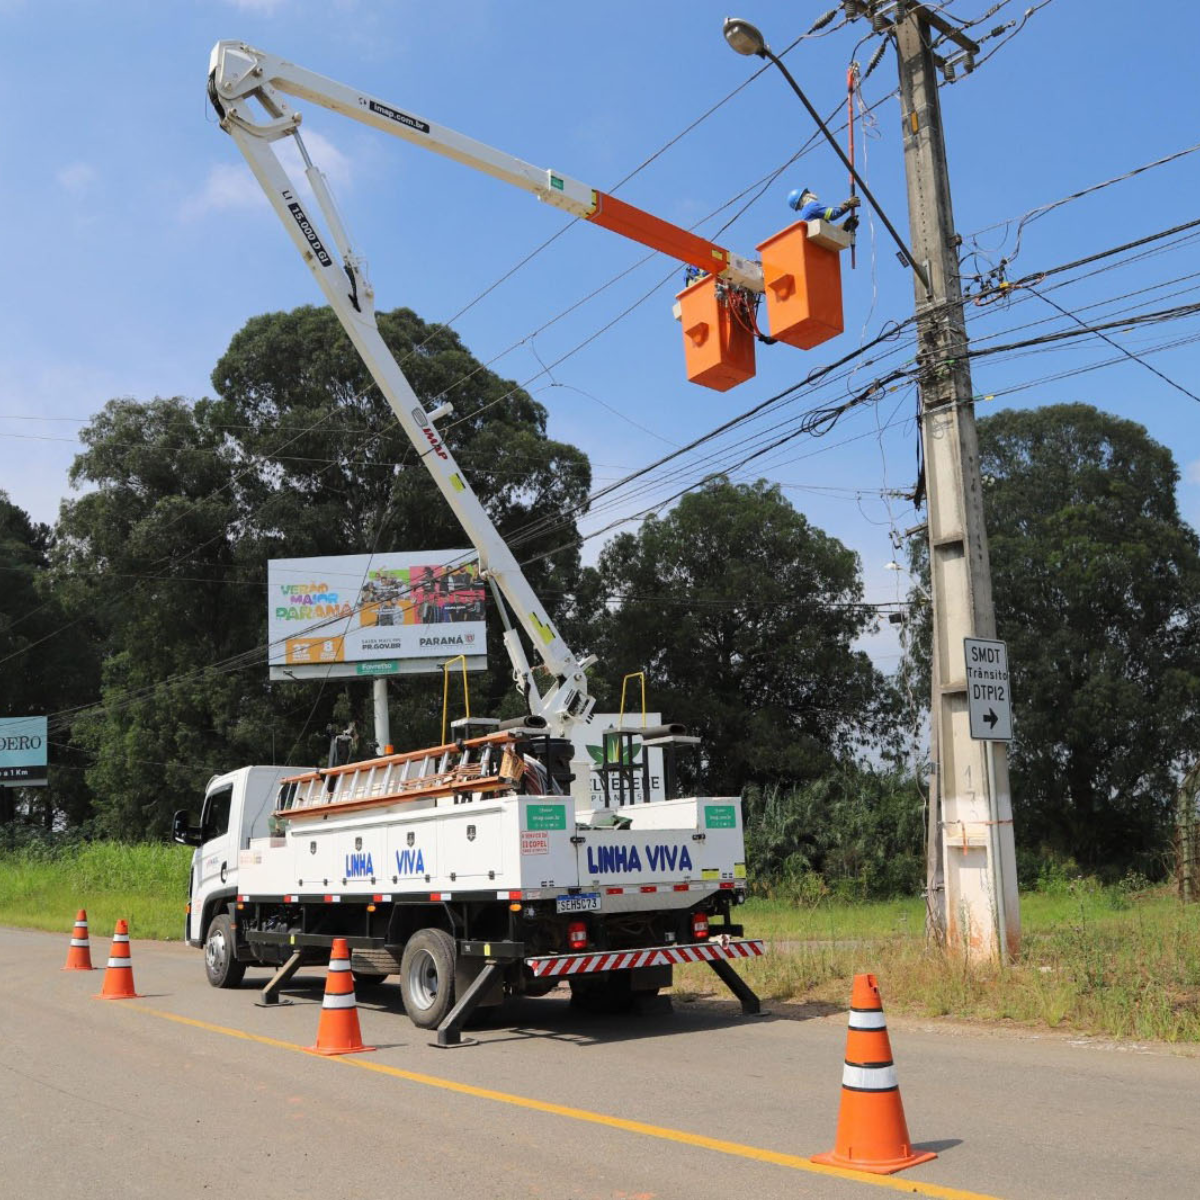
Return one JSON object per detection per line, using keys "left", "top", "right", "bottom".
{"left": 964, "top": 638, "right": 1013, "bottom": 741}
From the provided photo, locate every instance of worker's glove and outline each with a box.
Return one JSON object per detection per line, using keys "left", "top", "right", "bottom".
{"left": 843, "top": 195, "right": 862, "bottom": 209}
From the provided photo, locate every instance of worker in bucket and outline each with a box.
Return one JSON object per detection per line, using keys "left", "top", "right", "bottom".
{"left": 788, "top": 186, "right": 860, "bottom": 229}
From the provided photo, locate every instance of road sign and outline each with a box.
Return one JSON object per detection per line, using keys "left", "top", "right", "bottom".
{"left": 0, "top": 715, "right": 48, "bottom": 787}
{"left": 964, "top": 638, "right": 1012, "bottom": 741}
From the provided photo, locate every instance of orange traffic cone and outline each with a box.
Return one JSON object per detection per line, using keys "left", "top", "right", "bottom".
{"left": 95, "top": 919, "right": 141, "bottom": 999}
{"left": 306, "top": 938, "right": 375, "bottom": 1056}
{"left": 811, "top": 973, "right": 936, "bottom": 1175}
{"left": 62, "top": 909, "right": 96, "bottom": 971}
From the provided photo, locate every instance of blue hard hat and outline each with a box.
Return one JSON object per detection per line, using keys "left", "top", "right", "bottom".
{"left": 787, "top": 187, "right": 814, "bottom": 211}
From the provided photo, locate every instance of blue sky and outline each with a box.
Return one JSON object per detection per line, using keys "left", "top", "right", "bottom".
{"left": 3, "top": 0, "right": 1199, "bottom": 673}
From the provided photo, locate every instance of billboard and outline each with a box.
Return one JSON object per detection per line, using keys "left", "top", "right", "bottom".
{"left": 267, "top": 551, "right": 487, "bottom": 681}
{"left": 0, "top": 715, "right": 48, "bottom": 787}
{"left": 571, "top": 712, "right": 666, "bottom": 804}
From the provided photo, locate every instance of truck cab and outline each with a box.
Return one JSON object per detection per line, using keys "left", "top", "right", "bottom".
{"left": 175, "top": 766, "right": 295, "bottom": 948}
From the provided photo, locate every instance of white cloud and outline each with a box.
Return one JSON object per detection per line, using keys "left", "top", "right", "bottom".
{"left": 56, "top": 162, "right": 97, "bottom": 195}
{"left": 180, "top": 130, "right": 353, "bottom": 222}
{"left": 1186, "top": 459, "right": 1200, "bottom": 485}
{"left": 180, "top": 162, "right": 267, "bottom": 221}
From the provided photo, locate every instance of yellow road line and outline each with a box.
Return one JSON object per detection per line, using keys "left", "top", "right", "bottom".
{"left": 135, "top": 1006, "right": 1002, "bottom": 1200}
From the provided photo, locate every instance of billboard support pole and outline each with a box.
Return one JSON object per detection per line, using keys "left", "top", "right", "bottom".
{"left": 373, "top": 678, "right": 391, "bottom": 756}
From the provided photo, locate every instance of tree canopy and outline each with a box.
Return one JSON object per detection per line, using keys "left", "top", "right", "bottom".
{"left": 906, "top": 403, "right": 1200, "bottom": 875}
{"left": 980, "top": 403, "right": 1200, "bottom": 872}
{"left": 586, "top": 478, "right": 900, "bottom": 794}
{"left": 50, "top": 306, "right": 591, "bottom": 838}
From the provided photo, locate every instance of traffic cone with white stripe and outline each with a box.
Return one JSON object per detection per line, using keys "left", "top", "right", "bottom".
{"left": 62, "top": 909, "right": 96, "bottom": 971}
{"left": 306, "top": 938, "right": 375, "bottom": 1056}
{"left": 95, "top": 919, "right": 141, "bottom": 999}
{"left": 811, "top": 973, "right": 936, "bottom": 1175}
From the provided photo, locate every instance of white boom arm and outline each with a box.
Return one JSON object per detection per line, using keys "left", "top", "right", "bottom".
{"left": 207, "top": 41, "right": 598, "bottom": 735}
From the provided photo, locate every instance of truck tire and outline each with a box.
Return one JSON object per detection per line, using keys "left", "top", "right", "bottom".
{"left": 399, "top": 928, "right": 456, "bottom": 1028}
{"left": 204, "top": 913, "right": 246, "bottom": 989}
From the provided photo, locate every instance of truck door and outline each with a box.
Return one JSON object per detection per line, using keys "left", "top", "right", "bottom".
{"left": 197, "top": 782, "right": 235, "bottom": 909}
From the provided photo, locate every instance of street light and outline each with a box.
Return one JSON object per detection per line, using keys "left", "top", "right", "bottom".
{"left": 722, "top": 17, "right": 767, "bottom": 56}
{"left": 721, "top": 16, "right": 931, "bottom": 295}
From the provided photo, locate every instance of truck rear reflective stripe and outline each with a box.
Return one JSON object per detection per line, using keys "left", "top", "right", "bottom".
{"left": 238, "top": 895, "right": 248, "bottom": 902}
{"left": 640, "top": 885, "right": 657, "bottom": 893}
{"left": 526, "top": 939, "right": 765, "bottom": 978}
{"left": 605, "top": 887, "right": 623, "bottom": 895}
{"left": 285, "top": 895, "right": 299, "bottom": 903}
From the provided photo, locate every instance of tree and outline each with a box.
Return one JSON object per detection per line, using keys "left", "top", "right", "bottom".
{"left": 0, "top": 491, "right": 96, "bottom": 830}
{"left": 906, "top": 403, "right": 1200, "bottom": 874}
{"left": 53, "top": 306, "right": 592, "bottom": 838}
{"left": 587, "top": 478, "right": 899, "bottom": 794}
{"left": 743, "top": 767, "right": 926, "bottom": 900}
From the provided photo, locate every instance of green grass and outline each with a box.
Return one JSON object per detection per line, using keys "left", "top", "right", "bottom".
{"left": 0, "top": 842, "right": 192, "bottom": 942}
{"left": 679, "top": 888, "right": 1200, "bottom": 1043}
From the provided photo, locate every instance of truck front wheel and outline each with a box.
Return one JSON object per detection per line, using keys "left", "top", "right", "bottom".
{"left": 204, "top": 913, "right": 246, "bottom": 989}
{"left": 399, "top": 928, "right": 456, "bottom": 1028}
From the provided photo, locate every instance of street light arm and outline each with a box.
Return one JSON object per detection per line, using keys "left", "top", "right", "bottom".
{"left": 758, "top": 47, "right": 932, "bottom": 297}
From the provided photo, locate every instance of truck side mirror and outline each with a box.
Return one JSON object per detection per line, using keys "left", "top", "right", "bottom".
{"left": 172, "top": 809, "right": 203, "bottom": 847}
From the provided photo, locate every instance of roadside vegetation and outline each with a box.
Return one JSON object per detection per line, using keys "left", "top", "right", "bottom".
{"left": 4, "top": 837, "right": 1198, "bottom": 1043}
{"left": 0, "top": 840, "right": 191, "bottom": 941}
{"left": 679, "top": 877, "right": 1200, "bottom": 1045}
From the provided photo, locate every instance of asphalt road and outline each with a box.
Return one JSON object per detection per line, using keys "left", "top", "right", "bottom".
{"left": 2, "top": 925, "right": 1197, "bottom": 1200}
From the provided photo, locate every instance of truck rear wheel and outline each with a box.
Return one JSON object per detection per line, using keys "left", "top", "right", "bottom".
{"left": 204, "top": 913, "right": 246, "bottom": 989}
{"left": 399, "top": 928, "right": 456, "bottom": 1028}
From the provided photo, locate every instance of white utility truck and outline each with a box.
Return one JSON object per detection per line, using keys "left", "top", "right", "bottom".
{"left": 175, "top": 42, "right": 764, "bottom": 1046}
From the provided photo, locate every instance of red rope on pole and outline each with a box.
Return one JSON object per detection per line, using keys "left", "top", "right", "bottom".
{"left": 847, "top": 63, "right": 858, "bottom": 270}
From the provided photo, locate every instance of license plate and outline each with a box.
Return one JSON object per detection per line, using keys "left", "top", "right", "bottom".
{"left": 556, "top": 892, "right": 601, "bottom": 914}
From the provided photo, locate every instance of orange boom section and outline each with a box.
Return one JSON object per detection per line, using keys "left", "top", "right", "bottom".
{"left": 587, "top": 191, "right": 730, "bottom": 275}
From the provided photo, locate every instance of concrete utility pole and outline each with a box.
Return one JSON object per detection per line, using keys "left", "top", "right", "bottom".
{"left": 886, "top": 3, "right": 1021, "bottom": 959}
{"left": 373, "top": 678, "right": 391, "bottom": 757}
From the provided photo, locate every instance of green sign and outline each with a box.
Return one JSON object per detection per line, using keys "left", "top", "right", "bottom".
{"left": 705, "top": 804, "right": 737, "bottom": 829}
{"left": 355, "top": 661, "right": 399, "bottom": 676}
{"left": 525, "top": 803, "right": 567, "bottom": 831}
